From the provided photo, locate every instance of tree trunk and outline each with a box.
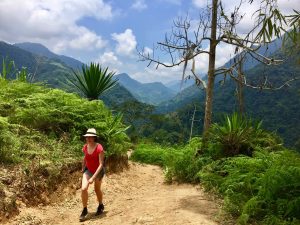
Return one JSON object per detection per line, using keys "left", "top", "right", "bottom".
{"left": 203, "top": 0, "right": 218, "bottom": 134}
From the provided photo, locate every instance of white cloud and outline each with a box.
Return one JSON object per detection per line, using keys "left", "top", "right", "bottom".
{"left": 131, "top": 0, "right": 147, "bottom": 11}
{"left": 0, "top": 0, "right": 113, "bottom": 53}
{"left": 98, "top": 51, "right": 122, "bottom": 66}
{"left": 97, "top": 51, "right": 122, "bottom": 73}
{"left": 69, "top": 29, "right": 107, "bottom": 51}
{"left": 112, "top": 29, "right": 137, "bottom": 56}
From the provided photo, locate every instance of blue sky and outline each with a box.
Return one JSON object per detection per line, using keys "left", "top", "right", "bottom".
{"left": 0, "top": 0, "right": 298, "bottom": 83}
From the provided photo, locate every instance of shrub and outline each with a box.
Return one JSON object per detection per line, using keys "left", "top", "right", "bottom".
{"left": 0, "top": 117, "right": 20, "bottom": 163}
{"left": 164, "top": 138, "right": 212, "bottom": 183}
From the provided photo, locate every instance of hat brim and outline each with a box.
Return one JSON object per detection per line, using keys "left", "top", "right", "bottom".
{"left": 83, "top": 134, "right": 97, "bottom": 137}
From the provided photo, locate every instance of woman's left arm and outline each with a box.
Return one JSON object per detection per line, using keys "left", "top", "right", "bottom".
{"left": 89, "top": 151, "right": 104, "bottom": 183}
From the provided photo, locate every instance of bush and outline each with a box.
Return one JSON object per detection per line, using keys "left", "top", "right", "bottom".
{"left": 0, "top": 117, "right": 20, "bottom": 163}
{"left": 163, "top": 138, "right": 212, "bottom": 183}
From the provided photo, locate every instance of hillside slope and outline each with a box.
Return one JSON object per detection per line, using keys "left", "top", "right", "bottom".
{"left": 101, "top": 83, "right": 138, "bottom": 107}
{"left": 14, "top": 42, "right": 83, "bottom": 69}
{"left": 0, "top": 41, "right": 72, "bottom": 86}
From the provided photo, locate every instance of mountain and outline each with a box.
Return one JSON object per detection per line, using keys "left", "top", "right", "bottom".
{"left": 100, "top": 83, "right": 138, "bottom": 107}
{"left": 14, "top": 42, "right": 83, "bottom": 69}
{"left": 0, "top": 41, "right": 72, "bottom": 86}
{"left": 115, "top": 73, "right": 176, "bottom": 105}
{"left": 157, "top": 44, "right": 300, "bottom": 147}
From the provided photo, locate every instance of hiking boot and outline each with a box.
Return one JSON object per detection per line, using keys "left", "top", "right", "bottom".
{"left": 95, "top": 203, "right": 104, "bottom": 216}
{"left": 79, "top": 207, "right": 88, "bottom": 222}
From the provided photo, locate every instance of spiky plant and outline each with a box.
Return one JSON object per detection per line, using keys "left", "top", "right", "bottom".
{"left": 208, "top": 113, "right": 263, "bottom": 157}
{"left": 67, "top": 63, "right": 117, "bottom": 100}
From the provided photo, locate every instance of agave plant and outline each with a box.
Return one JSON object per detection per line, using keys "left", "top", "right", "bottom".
{"left": 208, "top": 113, "right": 263, "bottom": 157}
{"left": 67, "top": 63, "right": 117, "bottom": 100}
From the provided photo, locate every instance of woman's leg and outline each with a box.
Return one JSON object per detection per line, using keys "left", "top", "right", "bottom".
{"left": 94, "top": 178, "right": 103, "bottom": 204}
{"left": 81, "top": 172, "right": 90, "bottom": 207}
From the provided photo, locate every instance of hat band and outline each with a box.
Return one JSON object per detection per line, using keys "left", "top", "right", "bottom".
{"left": 85, "top": 132, "right": 97, "bottom": 135}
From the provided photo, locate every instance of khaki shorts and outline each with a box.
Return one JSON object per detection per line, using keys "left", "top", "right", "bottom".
{"left": 83, "top": 167, "right": 105, "bottom": 180}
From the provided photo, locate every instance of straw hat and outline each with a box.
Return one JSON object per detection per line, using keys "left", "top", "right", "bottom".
{"left": 83, "top": 128, "right": 97, "bottom": 137}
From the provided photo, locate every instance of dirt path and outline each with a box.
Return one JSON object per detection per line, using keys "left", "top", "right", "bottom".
{"left": 8, "top": 162, "right": 221, "bottom": 225}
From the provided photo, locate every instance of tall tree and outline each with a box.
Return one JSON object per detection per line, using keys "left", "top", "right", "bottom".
{"left": 204, "top": 0, "right": 218, "bottom": 133}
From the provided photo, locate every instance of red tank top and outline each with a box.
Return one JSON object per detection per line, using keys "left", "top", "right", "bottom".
{"left": 82, "top": 144, "right": 104, "bottom": 173}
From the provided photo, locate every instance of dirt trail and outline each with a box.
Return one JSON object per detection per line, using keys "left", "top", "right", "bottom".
{"left": 8, "top": 162, "right": 221, "bottom": 225}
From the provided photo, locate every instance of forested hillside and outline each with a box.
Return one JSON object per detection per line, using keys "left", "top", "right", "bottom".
{"left": 0, "top": 41, "right": 72, "bottom": 86}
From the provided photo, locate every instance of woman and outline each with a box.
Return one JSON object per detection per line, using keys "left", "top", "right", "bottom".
{"left": 80, "top": 128, "right": 105, "bottom": 222}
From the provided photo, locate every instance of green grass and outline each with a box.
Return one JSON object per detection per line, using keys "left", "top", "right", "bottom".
{"left": 130, "top": 143, "right": 174, "bottom": 166}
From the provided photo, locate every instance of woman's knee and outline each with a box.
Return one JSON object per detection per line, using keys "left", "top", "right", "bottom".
{"left": 82, "top": 187, "right": 88, "bottom": 192}
{"left": 81, "top": 184, "right": 89, "bottom": 192}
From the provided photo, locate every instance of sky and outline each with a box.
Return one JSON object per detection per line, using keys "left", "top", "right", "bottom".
{"left": 0, "top": 0, "right": 298, "bottom": 84}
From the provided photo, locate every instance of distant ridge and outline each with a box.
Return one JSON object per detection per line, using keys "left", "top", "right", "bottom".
{"left": 14, "top": 42, "right": 83, "bottom": 69}
{"left": 115, "top": 73, "right": 176, "bottom": 105}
